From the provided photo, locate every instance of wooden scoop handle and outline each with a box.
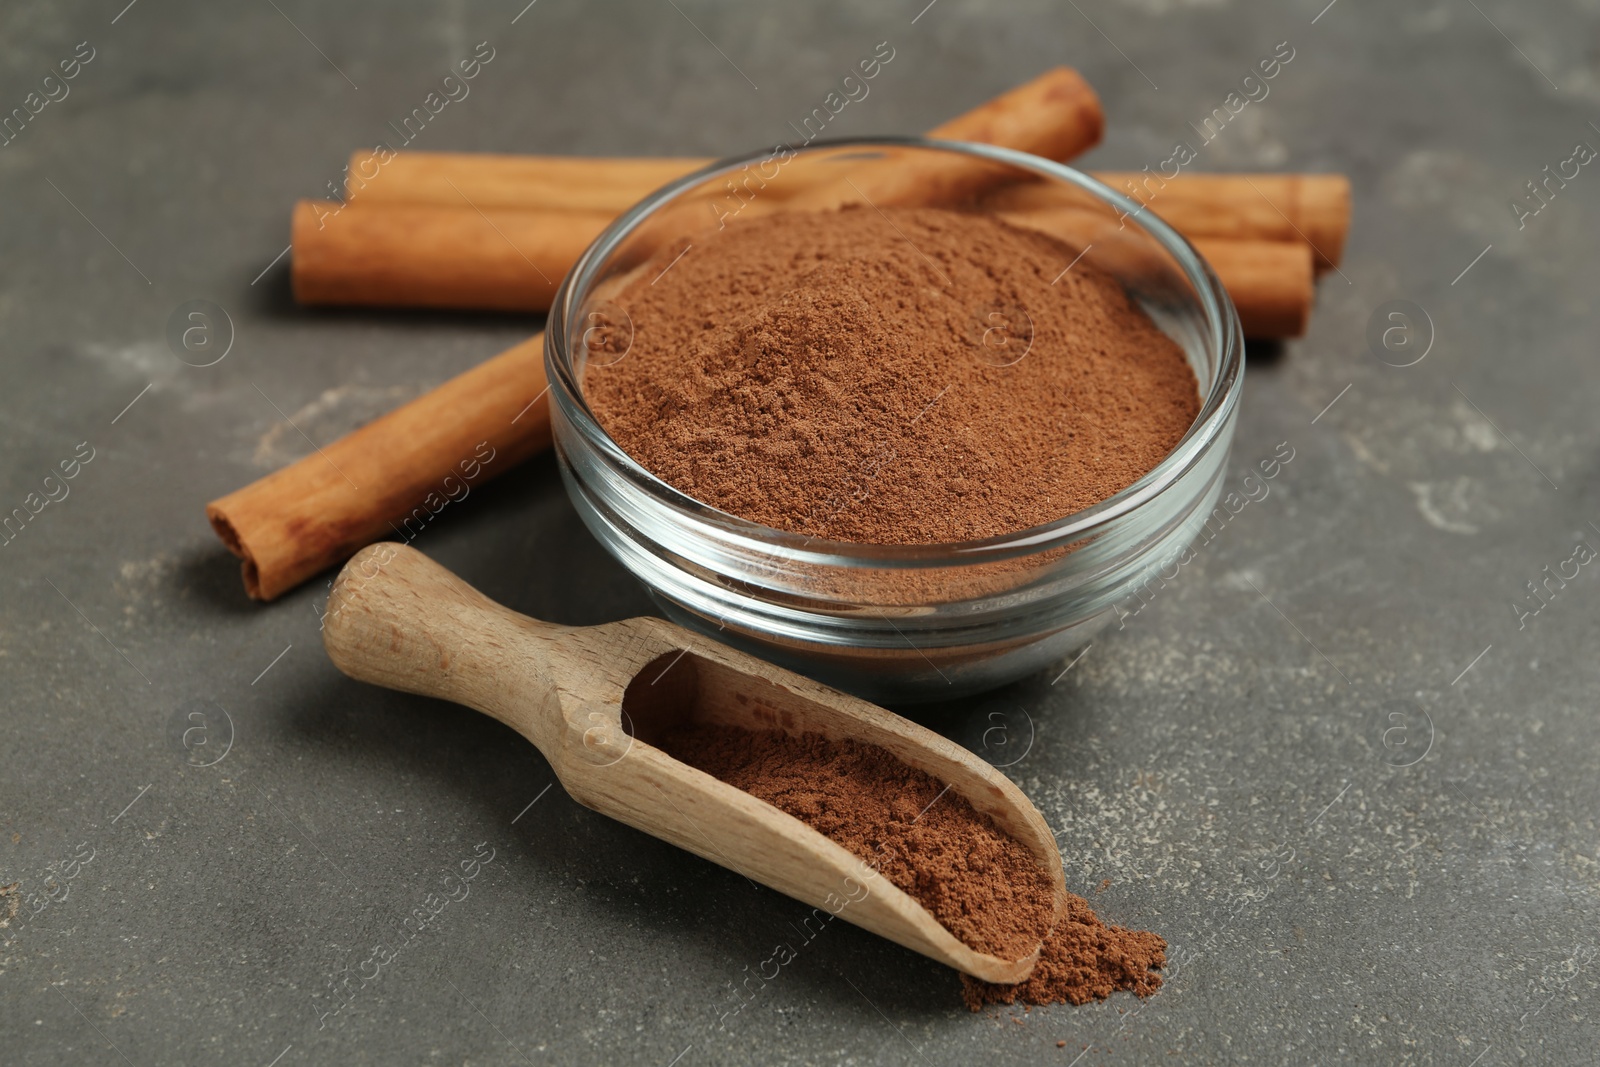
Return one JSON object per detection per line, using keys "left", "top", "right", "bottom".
{"left": 322, "top": 542, "right": 567, "bottom": 755}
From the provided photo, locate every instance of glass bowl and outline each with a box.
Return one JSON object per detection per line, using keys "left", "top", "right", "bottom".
{"left": 545, "top": 137, "right": 1243, "bottom": 704}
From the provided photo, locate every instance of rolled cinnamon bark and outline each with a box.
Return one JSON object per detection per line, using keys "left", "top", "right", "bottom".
{"left": 785, "top": 67, "right": 1104, "bottom": 210}
{"left": 295, "top": 199, "right": 1311, "bottom": 337}
{"left": 337, "top": 152, "right": 1350, "bottom": 273}
{"left": 1000, "top": 206, "right": 1312, "bottom": 339}
{"left": 348, "top": 153, "right": 704, "bottom": 215}
{"left": 989, "top": 172, "right": 1351, "bottom": 271}
{"left": 341, "top": 67, "right": 1104, "bottom": 215}
{"left": 928, "top": 68, "right": 1104, "bottom": 160}
{"left": 346, "top": 150, "right": 706, "bottom": 209}
{"left": 1190, "top": 238, "right": 1313, "bottom": 338}
{"left": 292, "top": 200, "right": 611, "bottom": 311}
{"left": 206, "top": 333, "right": 550, "bottom": 600}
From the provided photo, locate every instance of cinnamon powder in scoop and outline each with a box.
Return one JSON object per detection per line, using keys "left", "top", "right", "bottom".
{"left": 586, "top": 206, "right": 1199, "bottom": 544}
{"left": 660, "top": 725, "right": 1164, "bottom": 1008}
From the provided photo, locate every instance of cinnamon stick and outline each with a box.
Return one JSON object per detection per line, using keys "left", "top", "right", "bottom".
{"left": 348, "top": 154, "right": 705, "bottom": 215}
{"left": 785, "top": 66, "right": 1104, "bottom": 210}
{"left": 292, "top": 200, "right": 611, "bottom": 312}
{"left": 1190, "top": 238, "right": 1313, "bottom": 338}
{"left": 295, "top": 200, "right": 1310, "bottom": 338}
{"left": 334, "top": 152, "right": 1351, "bottom": 273}
{"left": 341, "top": 67, "right": 1103, "bottom": 215}
{"left": 1001, "top": 207, "right": 1314, "bottom": 339}
{"left": 988, "top": 172, "right": 1351, "bottom": 271}
{"left": 206, "top": 333, "right": 549, "bottom": 600}
{"left": 346, "top": 150, "right": 706, "bottom": 209}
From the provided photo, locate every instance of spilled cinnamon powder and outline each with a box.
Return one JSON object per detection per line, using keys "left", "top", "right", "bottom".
{"left": 959, "top": 894, "right": 1166, "bottom": 1011}
{"left": 586, "top": 206, "right": 1199, "bottom": 544}
{"left": 659, "top": 725, "right": 1164, "bottom": 1008}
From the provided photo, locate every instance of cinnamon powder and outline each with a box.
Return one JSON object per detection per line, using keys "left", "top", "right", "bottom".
{"left": 601, "top": 205, "right": 1177, "bottom": 1006}
{"left": 660, "top": 725, "right": 1165, "bottom": 1009}
{"left": 587, "top": 206, "right": 1199, "bottom": 543}
{"left": 959, "top": 894, "right": 1167, "bottom": 1011}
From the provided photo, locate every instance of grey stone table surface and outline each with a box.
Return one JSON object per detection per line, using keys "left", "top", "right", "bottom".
{"left": 3, "top": 1, "right": 1598, "bottom": 1063}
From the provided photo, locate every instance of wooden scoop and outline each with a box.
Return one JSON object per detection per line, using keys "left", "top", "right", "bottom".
{"left": 322, "top": 543, "right": 1067, "bottom": 983}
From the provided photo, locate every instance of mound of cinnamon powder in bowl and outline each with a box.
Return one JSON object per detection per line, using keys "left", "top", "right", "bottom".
{"left": 659, "top": 724, "right": 1165, "bottom": 1008}
{"left": 586, "top": 206, "right": 1200, "bottom": 544}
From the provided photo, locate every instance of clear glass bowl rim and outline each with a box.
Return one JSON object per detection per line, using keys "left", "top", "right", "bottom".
{"left": 546, "top": 135, "right": 1245, "bottom": 571}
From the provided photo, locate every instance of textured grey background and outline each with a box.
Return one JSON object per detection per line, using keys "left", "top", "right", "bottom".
{"left": 3, "top": 1, "right": 1599, "bottom": 1064}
